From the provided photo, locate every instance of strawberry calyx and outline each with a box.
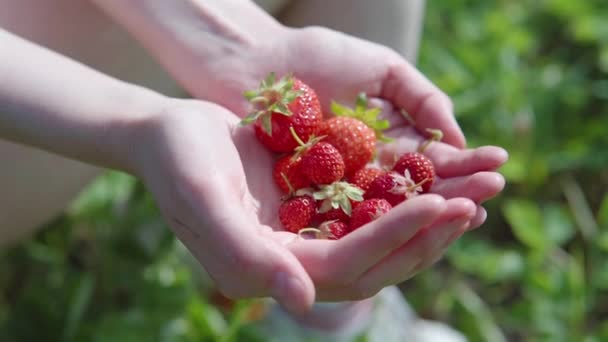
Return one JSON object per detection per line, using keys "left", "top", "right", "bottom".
{"left": 289, "top": 126, "right": 326, "bottom": 161}
{"left": 418, "top": 128, "right": 444, "bottom": 153}
{"left": 331, "top": 92, "right": 393, "bottom": 143}
{"left": 240, "top": 72, "right": 303, "bottom": 136}
{"left": 280, "top": 172, "right": 314, "bottom": 198}
{"left": 387, "top": 170, "right": 429, "bottom": 199}
{"left": 296, "top": 220, "right": 342, "bottom": 240}
{"left": 313, "top": 181, "right": 364, "bottom": 216}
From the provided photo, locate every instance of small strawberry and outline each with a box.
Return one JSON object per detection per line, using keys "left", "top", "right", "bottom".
{"left": 316, "top": 206, "right": 351, "bottom": 224}
{"left": 291, "top": 128, "right": 345, "bottom": 185}
{"left": 350, "top": 199, "right": 393, "bottom": 231}
{"left": 348, "top": 167, "right": 385, "bottom": 192}
{"left": 241, "top": 73, "right": 322, "bottom": 153}
{"left": 273, "top": 155, "right": 310, "bottom": 194}
{"left": 319, "top": 93, "right": 392, "bottom": 175}
{"left": 320, "top": 220, "right": 350, "bottom": 240}
{"left": 392, "top": 152, "right": 435, "bottom": 193}
{"left": 302, "top": 142, "right": 345, "bottom": 185}
{"left": 314, "top": 181, "right": 364, "bottom": 219}
{"left": 365, "top": 170, "right": 426, "bottom": 206}
{"left": 297, "top": 220, "right": 350, "bottom": 240}
{"left": 278, "top": 194, "right": 316, "bottom": 233}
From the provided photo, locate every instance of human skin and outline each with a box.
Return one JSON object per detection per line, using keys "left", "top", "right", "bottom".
{"left": 0, "top": 27, "right": 506, "bottom": 314}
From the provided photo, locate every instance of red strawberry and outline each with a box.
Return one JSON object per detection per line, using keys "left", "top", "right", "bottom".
{"left": 319, "top": 93, "right": 392, "bottom": 175}
{"left": 365, "top": 171, "right": 426, "bottom": 206}
{"left": 319, "top": 220, "right": 350, "bottom": 240}
{"left": 317, "top": 206, "right": 351, "bottom": 224}
{"left": 350, "top": 199, "right": 392, "bottom": 230}
{"left": 273, "top": 155, "right": 310, "bottom": 194}
{"left": 301, "top": 142, "right": 345, "bottom": 185}
{"left": 392, "top": 152, "right": 435, "bottom": 193}
{"left": 319, "top": 117, "right": 376, "bottom": 176}
{"left": 241, "top": 73, "right": 322, "bottom": 153}
{"left": 349, "top": 167, "right": 384, "bottom": 192}
{"left": 278, "top": 195, "right": 316, "bottom": 233}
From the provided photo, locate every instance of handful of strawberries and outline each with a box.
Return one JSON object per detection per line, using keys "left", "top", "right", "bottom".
{"left": 241, "top": 73, "right": 440, "bottom": 240}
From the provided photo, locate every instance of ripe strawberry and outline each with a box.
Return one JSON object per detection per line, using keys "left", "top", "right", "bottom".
{"left": 348, "top": 167, "right": 384, "bottom": 192}
{"left": 301, "top": 142, "right": 345, "bottom": 185}
{"left": 316, "top": 206, "right": 351, "bottom": 224}
{"left": 319, "top": 117, "right": 375, "bottom": 175}
{"left": 241, "top": 73, "right": 322, "bottom": 153}
{"left": 365, "top": 170, "right": 426, "bottom": 206}
{"left": 273, "top": 155, "right": 310, "bottom": 194}
{"left": 392, "top": 152, "right": 435, "bottom": 193}
{"left": 319, "top": 93, "right": 392, "bottom": 175}
{"left": 319, "top": 220, "right": 350, "bottom": 240}
{"left": 350, "top": 199, "right": 392, "bottom": 230}
{"left": 278, "top": 195, "right": 316, "bottom": 233}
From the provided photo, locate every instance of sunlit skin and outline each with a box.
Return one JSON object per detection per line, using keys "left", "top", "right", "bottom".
{"left": 0, "top": 0, "right": 508, "bottom": 315}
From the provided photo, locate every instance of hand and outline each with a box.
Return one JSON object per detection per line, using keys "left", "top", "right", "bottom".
{"left": 127, "top": 98, "right": 505, "bottom": 313}
{"left": 172, "top": 26, "right": 467, "bottom": 149}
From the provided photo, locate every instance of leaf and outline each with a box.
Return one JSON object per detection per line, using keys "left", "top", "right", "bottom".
{"left": 543, "top": 203, "right": 576, "bottom": 246}
{"left": 330, "top": 101, "right": 351, "bottom": 117}
{"left": 502, "top": 199, "right": 548, "bottom": 250}
{"left": 597, "top": 193, "right": 608, "bottom": 229}
{"left": 63, "top": 274, "right": 95, "bottom": 342}
{"left": 260, "top": 114, "right": 272, "bottom": 136}
{"left": 355, "top": 92, "right": 368, "bottom": 112}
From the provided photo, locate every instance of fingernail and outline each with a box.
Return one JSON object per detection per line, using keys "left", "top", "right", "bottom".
{"left": 272, "top": 272, "right": 306, "bottom": 314}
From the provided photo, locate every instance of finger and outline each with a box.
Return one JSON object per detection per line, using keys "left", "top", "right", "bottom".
{"left": 287, "top": 194, "right": 446, "bottom": 286}
{"left": 424, "top": 143, "right": 509, "bottom": 178}
{"left": 175, "top": 182, "right": 316, "bottom": 314}
{"left": 468, "top": 206, "right": 488, "bottom": 230}
{"left": 354, "top": 198, "right": 475, "bottom": 292}
{"left": 431, "top": 172, "right": 506, "bottom": 203}
{"left": 377, "top": 128, "right": 509, "bottom": 177}
{"left": 381, "top": 56, "right": 466, "bottom": 148}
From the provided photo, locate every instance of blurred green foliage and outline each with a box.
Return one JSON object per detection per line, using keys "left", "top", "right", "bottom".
{"left": 1, "top": 0, "right": 607, "bottom": 341}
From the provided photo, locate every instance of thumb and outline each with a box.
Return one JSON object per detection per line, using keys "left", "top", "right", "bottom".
{"left": 198, "top": 210, "right": 316, "bottom": 314}
{"left": 256, "top": 234, "right": 317, "bottom": 314}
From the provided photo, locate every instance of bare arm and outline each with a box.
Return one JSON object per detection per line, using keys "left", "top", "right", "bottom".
{"left": 88, "top": 0, "right": 283, "bottom": 98}
{"left": 0, "top": 29, "right": 167, "bottom": 172}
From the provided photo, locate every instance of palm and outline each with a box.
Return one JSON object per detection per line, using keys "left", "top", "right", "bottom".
{"left": 149, "top": 99, "right": 505, "bottom": 307}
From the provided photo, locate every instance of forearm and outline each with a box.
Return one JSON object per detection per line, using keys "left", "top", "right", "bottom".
{"left": 89, "top": 0, "right": 283, "bottom": 75}
{"left": 0, "top": 30, "right": 166, "bottom": 172}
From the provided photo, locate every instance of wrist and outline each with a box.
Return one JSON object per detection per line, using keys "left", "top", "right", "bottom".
{"left": 101, "top": 86, "right": 170, "bottom": 175}
{"left": 91, "top": 0, "right": 290, "bottom": 109}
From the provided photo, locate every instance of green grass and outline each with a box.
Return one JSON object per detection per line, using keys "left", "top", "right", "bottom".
{"left": 1, "top": 0, "right": 608, "bottom": 341}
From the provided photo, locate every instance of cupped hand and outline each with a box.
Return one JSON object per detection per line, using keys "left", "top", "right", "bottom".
{"left": 127, "top": 98, "right": 506, "bottom": 313}
{"left": 181, "top": 26, "right": 467, "bottom": 149}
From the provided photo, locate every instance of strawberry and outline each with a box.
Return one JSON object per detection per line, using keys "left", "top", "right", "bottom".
{"left": 319, "top": 220, "right": 350, "bottom": 240}
{"left": 301, "top": 142, "right": 345, "bottom": 185}
{"left": 273, "top": 154, "right": 310, "bottom": 194}
{"left": 392, "top": 152, "right": 435, "bottom": 193}
{"left": 314, "top": 181, "right": 364, "bottom": 219}
{"left": 278, "top": 195, "right": 316, "bottom": 233}
{"left": 290, "top": 128, "right": 345, "bottom": 185}
{"left": 319, "top": 93, "right": 392, "bottom": 175}
{"left": 350, "top": 198, "right": 393, "bottom": 230}
{"left": 241, "top": 73, "right": 322, "bottom": 153}
{"left": 319, "top": 117, "right": 375, "bottom": 176}
{"left": 348, "top": 167, "right": 385, "bottom": 192}
{"left": 316, "top": 206, "right": 351, "bottom": 224}
{"left": 365, "top": 171, "right": 426, "bottom": 206}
